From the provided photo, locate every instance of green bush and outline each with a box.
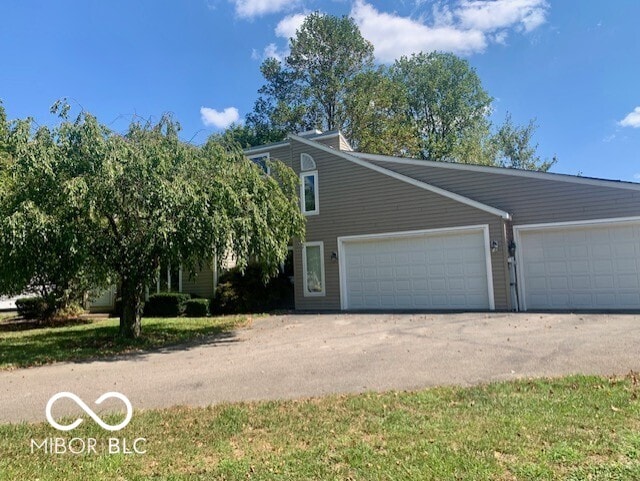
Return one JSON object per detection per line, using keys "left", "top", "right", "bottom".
{"left": 185, "top": 298, "right": 210, "bottom": 317}
{"left": 143, "top": 292, "right": 191, "bottom": 317}
{"left": 15, "top": 297, "right": 50, "bottom": 320}
{"left": 212, "top": 264, "right": 294, "bottom": 314}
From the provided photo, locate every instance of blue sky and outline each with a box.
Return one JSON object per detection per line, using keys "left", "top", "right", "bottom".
{"left": 1, "top": 0, "right": 639, "bottom": 181}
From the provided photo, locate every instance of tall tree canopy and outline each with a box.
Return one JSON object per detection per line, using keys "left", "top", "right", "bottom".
{"left": 243, "top": 12, "right": 374, "bottom": 142}
{"left": 0, "top": 105, "right": 305, "bottom": 337}
{"left": 235, "top": 14, "right": 555, "bottom": 171}
{"left": 390, "top": 52, "right": 493, "bottom": 163}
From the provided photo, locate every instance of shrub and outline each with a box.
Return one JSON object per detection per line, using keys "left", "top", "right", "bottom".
{"left": 143, "top": 292, "right": 191, "bottom": 317}
{"left": 15, "top": 297, "right": 50, "bottom": 320}
{"left": 53, "top": 302, "right": 85, "bottom": 320}
{"left": 211, "top": 264, "right": 294, "bottom": 314}
{"left": 185, "top": 298, "right": 210, "bottom": 317}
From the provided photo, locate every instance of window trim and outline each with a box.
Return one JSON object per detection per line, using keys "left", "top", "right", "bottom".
{"left": 248, "top": 152, "right": 270, "bottom": 175}
{"left": 302, "top": 241, "right": 325, "bottom": 297}
{"left": 300, "top": 170, "right": 319, "bottom": 216}
{"left": 300, "top": 153, "right": 316, "bottom": 171}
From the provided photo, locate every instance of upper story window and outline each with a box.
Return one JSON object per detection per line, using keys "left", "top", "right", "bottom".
{"left": 300, "top": 171, "right": 319, "bottom": 215}
{"left": 300, "top": 153, "right": 316, "bottom": 171}
{"left": 248, "top": 153, "right": 270, "bottom": 174}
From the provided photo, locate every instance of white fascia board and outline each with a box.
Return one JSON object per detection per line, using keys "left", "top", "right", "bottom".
{"left": 352, "top": 152, "right": 640, "bottom": 192}
{"left": 288, "top": 134, "right": 511, "bottom": 220}
{"left": 513, "top": 216, "right": 640, "bottom": 232}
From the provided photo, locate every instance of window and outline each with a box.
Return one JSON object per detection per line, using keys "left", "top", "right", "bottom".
{"left": 157, "top": 264, "right": 182, "bottom": 293}
{"left": 249, "top": 153, "right": 270, "bottom": 174}
{"left": 303, "top": 242, "right": 325, "bottom": 296}
{"left": 300, "top": 171, "right": 319, "bottom": 215}
{"left": 300, "top": 153, "right": 316, "bottom": 171}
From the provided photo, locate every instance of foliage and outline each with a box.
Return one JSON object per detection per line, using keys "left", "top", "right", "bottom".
{"left": 245, "top": 12, "right": 374, "bottom": 138}
{"left": 343, "top": 68, "right": 417, "bottom": 155}
{"left": 15, "top": 297, "right": 50, "bottom": 320}
{"left": 184, "top": 298, "right": 210, "bottom": 317}
{"left": 143, "top": 292, "right": 191, "bottom": 317}
{"left": 391, "top": 52, "right": 493, "bottom": 162}
{"left": 1, "top": 375, "right": 639, "bottom": 478}
{"left": 492, "top": 113, "right": 557, "bottom": 171}
{"left": 0, "top": 106, "right": 106, "bottom": 312}
{"left": 239, "top": 17, "right": 555, "bottom": 171}
{"left": 212, "top": 264, "right": 294, "bottom": 314}
{"left": 1, "top": 103, "right": 304, "bottom": 338}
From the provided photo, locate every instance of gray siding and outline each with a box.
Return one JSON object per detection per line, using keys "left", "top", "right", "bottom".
{"left": 291, "top": 139, "right": 510, "bottom": 311}
{"left": 366, "top": 160, "right": 640, "bottom": 225}
{"left": 182, "top": 264, "right": 215, "bottom": 298}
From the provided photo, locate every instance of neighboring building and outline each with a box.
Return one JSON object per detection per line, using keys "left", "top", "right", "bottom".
{"left": 245, "top": 130, "right": 640, "bottom": 312}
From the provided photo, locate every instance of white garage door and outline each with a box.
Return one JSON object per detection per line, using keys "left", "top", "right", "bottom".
{"left": 340, "top": 227, "right": 493, "bottom": 310}
{"left": 516, "top": 219, "right": 640, "bottom": 310}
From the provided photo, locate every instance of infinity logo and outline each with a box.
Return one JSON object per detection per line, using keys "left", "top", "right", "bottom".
{"left": 45, "top": 392, "right": 133, "bottom": 432}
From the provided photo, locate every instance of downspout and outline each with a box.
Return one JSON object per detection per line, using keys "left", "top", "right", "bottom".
{"left": 504, "top": 219, "right": 520, "bottom": 312}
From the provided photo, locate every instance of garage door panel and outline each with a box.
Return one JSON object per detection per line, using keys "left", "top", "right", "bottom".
{"left": 343, "top": 229, "right": 491, "bottom": 310}
{"left": 619, "top": 275, "right": 639, "bottom": 289}
{"left": 519, "top": 221, "right": 640, "bottom": 310}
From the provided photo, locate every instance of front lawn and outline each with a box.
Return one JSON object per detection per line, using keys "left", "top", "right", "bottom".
{"left": 1, "top": 375, "right": 639, "bottom": 480}
{"left": 0, "top": 315, "right": 249, "bottom": 369}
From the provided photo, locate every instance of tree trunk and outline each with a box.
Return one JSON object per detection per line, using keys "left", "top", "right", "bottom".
{"left": 119, "top": 279, "right": 143, "bottom": 338}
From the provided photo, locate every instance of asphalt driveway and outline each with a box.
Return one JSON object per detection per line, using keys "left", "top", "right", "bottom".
{"left": 1, "top": 312, "right": 639, "bottom": 424}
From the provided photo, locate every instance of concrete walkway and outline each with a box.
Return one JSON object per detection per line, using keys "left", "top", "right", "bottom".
{"left": 1, "top": 312, "right": 639, "bottom": 424}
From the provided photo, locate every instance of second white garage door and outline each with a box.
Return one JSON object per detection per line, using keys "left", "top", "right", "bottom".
{"left": 339, "top": 226, "right": 494, "bottom": 310}
{"left": 516, "top": 218, "right": 640, "bottom": 310}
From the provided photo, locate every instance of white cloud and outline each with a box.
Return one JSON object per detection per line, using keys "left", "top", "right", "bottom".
{"left": 262, "top": 42, "right": 286, "bottom": 61}
{"left": 276, "top": 13, "right": 308, "bottom": 39}
{"left": 456, "top": 0, "right": 549, "bottom": 33}
{"left": 634, "top": 173, "right": 640, "bottom": 180}
{"left": 351, "top": 0, "right": 486, "bottom": 62}
{"left": 252, "top": 13, "right": 307, "bottom": 62}
{"left": 350, "top": 0, "right": 549, "bottom": 63}
{"left": 232, "top": 0, "right": 295, "bottom": 18}
{"left": 619, "top": 107, "right": 640, "bottom": 128}
{"left": 200, "top": 107, "right": 240, "bottom": 129}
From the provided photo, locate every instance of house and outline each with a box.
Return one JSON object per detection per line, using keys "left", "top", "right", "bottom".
{"left": 245, "top": 130, "right": 640, "bottom": 312}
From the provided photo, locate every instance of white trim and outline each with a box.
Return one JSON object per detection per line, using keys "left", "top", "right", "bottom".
{"left": 242, "top": 131, "right": 343, "bottom": 154}
{"left": 352, "top": 152, "right": 640, "bottom": 192}
{"left": 338, "top": 224, "right": 495, "bottom": 311}
{"left": 178, "top": 265, "right": 183, "bottom": 293}
{"left": 243, "top": 142, "right": 288, "bottom": 154}
{"left": 289, "top": 134, "right": 511, "bottom": 220}
{"left": 302, "top": 241, "right": 326, "bottom": 297}
{"left": 248, "top": 152, "right": 270, "bottom": 174}
{"left": 300, "top": 170, "right": 320, "bottom": 216}
{"left": 513, "top": 216, "right": 640, "bottom": 312}
{"left": 513, "top": 216, "right": 640, "bottom": 232}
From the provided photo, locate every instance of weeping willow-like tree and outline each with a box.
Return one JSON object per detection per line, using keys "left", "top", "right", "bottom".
{"left": 0, "top": 103, "right": 304, "bottom": 337}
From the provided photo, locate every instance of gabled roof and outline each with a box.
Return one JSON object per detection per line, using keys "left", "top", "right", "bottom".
{"left": 351, "top": 152, "right": 640, "bottom": 192}
{"left": 289, "top": 134, "right": 512, "bottom": 220}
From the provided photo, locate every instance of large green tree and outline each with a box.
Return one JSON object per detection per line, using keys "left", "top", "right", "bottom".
{"left": 234, "top": 15, "right": 555, "bottom": 171}
{"left": 391, "top": 52, "right": 493, "bottom": 162}
{"left": 343, "top": 68, "right": 417, "bottom": 155}
{"left": 0, "top": 105, "right": 304, "bottom": 337}
{"left": 243, "top": 12, "right": 374, "bottom": 141}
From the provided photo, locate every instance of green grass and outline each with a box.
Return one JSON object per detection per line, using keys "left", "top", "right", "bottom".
{"left": 0, "top": 315, "right": 249, "bottom": 369}
{"left": 1, "top": 375, "right": 638, "bottom": 480}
